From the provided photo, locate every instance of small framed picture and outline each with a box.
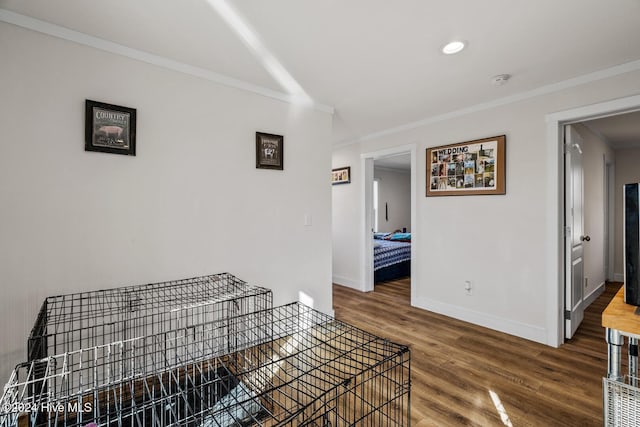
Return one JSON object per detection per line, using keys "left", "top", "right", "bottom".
{"left": 256, "top": 132, "right": 284, "bottom": 170}
{"left": 332, "top": 166, "right": 351, "bottom": 185}
{"left": 85, "top": 100, "right": 136, "bottom": 156}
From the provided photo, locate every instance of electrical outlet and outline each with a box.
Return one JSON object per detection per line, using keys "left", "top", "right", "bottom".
{"left": 464, "top": 281, "right": 472, "bottom": 296}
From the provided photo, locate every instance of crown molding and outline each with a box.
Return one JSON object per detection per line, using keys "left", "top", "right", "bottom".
{"left": 0, "top": 9, "right": 334, "bottom": 114}
{"left": 334, "top": 59, "right": 640, "bottom": 148}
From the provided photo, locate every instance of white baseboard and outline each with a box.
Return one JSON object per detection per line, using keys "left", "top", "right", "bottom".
{"left": 412, "top": 296, "right": 547, "bottom": 345}
{"left": 332, "top": 275, "right": 363, "bottom": 291}
{"left": 614, "top": 273, "right": 624, "bottom": 282}
{"left": 584, "top": 282, "right": 606, "bottom": 308}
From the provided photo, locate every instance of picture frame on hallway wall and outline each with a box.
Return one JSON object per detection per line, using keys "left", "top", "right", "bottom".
{"left": 426, "top": 135, "right": 506, "bottom": 196}
{"left": 256, "top": 132, "right": 284, "bottom": 170}
{"left": 332, "top": 166, "right": 351, "bottom": 185}
{"left": 85, "top": 100, "right": 136, "bottom": 156}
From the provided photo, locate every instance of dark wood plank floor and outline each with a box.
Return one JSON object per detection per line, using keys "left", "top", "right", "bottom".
{"left": 333, "top": 279, "right": 624, "bottom": 426}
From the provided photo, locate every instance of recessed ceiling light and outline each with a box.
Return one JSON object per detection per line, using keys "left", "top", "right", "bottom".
{"left": 442, "top": 41, "right": 466, "bottom": 55}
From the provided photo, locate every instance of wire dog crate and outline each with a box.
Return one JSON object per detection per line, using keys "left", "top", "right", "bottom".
{"left": 26, "top": 273, "right": 273, "bottom": 363}
{"left": 3, "top": 273, "right": 272, "bottom": 427}
{"left": 2, "top": 302, "right": 410, "bottom": 426}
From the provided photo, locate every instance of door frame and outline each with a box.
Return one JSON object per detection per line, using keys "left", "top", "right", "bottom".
{"left": 546, "top": 94, "right": 640, "bottom": 347}
{"left": 605, "top": 159, "right": 616, "bottom": 282}
{"left": 361, "top": 144, "right": 417, "bottom": 297}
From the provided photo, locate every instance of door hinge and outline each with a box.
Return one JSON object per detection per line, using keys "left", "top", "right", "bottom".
{"left": 564, "top": 226, "right": 571, "bottom": 236}
{"left": 564, "top": 310, "right": 571, "bottom": 320}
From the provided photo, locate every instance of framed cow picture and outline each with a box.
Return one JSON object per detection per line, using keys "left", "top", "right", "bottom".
{"left": 256, "top": 132, "right": 283, "bottom": 170}
{"left": 85, "top": 99, "right": 136, "bottom": 156}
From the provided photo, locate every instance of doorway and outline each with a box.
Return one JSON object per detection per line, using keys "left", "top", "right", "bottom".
{"left": 563, "top": 114, "right": 640, "bottom": 339}
{"left": 361, "top": 144, "right": 417, "bottom": 302}
{"left": 547, "top": 94, "right": 640, "bottom": 346}
{"left": 373, "top": 154, "right": 412, "bottom": 286}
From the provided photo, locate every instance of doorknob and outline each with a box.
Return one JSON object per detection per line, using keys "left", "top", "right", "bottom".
{"left": 581, "top": 235, "right": 591, "bottom": 242}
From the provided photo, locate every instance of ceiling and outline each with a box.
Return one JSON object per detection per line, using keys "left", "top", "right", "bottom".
{"left": 583, "top": 111, "right": 640, "bottom": 150}
{"left": 2, "top": 0, "right": 640, "bottom": 145}
{"left": 375, "top": 153, "right": 411, "bottom": 172}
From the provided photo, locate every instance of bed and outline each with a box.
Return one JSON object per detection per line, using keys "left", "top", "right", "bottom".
{"left": 374, "top": 233, "right": 411, "bottom": 283}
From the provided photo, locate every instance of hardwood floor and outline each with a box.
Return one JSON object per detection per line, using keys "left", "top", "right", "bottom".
{"left": 333, "top": 279, "right": 624, "bottom": 426}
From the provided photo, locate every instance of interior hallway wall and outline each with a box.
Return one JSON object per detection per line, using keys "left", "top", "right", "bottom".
{"left": 0, "top": 22, "right": 334, "bottom": 381}
{"left": 614, "top": 147, "right": 640, "bottom": 279}
{"left": 332, "top": 68, "right": 640, "bottom": 344}
{"left": 374, "top": 167, "right": 411, "bottom": 233}
{"left": 574, "top": 124, "right": 614, "bottom": 299}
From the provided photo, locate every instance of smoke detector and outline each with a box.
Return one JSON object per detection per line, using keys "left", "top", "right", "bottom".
{"left": 491, "top": 74, "right": 511, "bottom": 86}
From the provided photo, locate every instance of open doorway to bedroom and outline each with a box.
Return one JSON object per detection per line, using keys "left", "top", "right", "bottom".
{"left": 372, "top": 154, "right": 412, "bottom": 291}
{"left": 361, "top": 144, "right": 416, "bottom": 305}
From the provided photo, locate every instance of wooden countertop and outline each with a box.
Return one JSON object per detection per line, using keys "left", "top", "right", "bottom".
{"left": 602, "top": 287, "right": 640, "bottom": 336}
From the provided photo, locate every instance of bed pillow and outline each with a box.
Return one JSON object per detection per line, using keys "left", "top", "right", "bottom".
{"left": 389, "top": 232, "right": 411, "bottom": 242}
{"left": 373, "top": 232, "right": 391, "bottom": 240}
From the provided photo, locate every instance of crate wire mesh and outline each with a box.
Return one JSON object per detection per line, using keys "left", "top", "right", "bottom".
{"left": 604, "top": 376, "right": 640, "bottom": 426}
{"left": 27, "top": 273, "right": 273, "bottom": 362}
{"left": 2, "top": 302, "right": 410, "bottom": 426}
{"left": 2, "top": 273, "right": 273, "bottom": 426}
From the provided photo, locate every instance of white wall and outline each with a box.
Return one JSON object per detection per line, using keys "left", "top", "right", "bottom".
{"left": 332, "top": 68, "right": 640, "bottom": 344}
{"left": 331, "top": 145, "right": 362, "bottom": 289}
{"left": 0, "top": 22, "right": 333, "bottom": 381}
{"left": 374, "top": 167, "right": 410, "bottom": 233}
{"left": 574, "top": 124, "right": 614, "bottom": 299}
{"left": 614, "top": 147, "right": 640, "bottom": 278}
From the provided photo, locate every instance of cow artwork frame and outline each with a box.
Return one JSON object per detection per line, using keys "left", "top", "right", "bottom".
{"left": 255, "top": 132, "right": 284, "bottom": 170}
{"left": 85, "top": 100, "right": 136, "bottom": 156}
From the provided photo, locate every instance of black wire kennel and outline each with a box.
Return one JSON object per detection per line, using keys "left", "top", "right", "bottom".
{"left": 2, "top": 302, "right": 410, "bottom": 426}
{"left": 8, "top": 273, "right": 272, "bottom": 427}
{"left": 26, "top": 273, "right": 273, "bottom": 363}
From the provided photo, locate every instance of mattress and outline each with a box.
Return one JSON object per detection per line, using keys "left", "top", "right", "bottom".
{"left": 374, "top": 240, "right": 411, "bottom": 271}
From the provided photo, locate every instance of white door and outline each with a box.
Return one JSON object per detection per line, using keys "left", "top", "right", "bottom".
{"left": 564, "top": 125, "right": 586, "bottom": 339}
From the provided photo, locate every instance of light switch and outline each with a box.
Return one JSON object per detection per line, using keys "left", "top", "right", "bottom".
{"left": 304, "top": 214, "right": 312, "bottom": 226}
